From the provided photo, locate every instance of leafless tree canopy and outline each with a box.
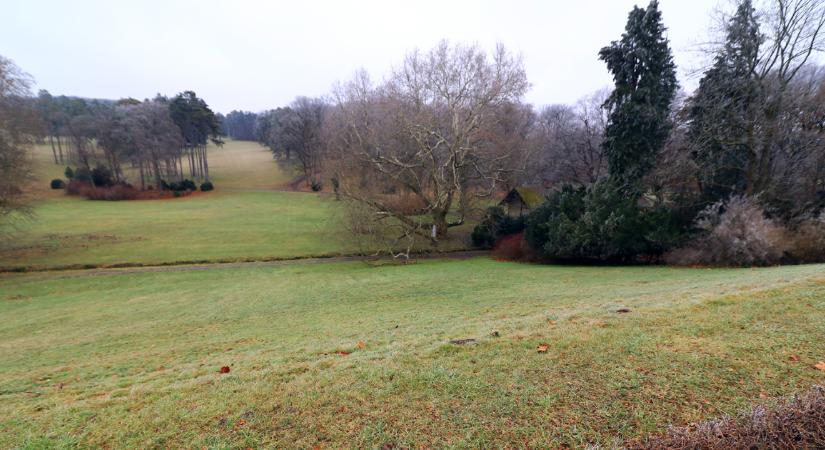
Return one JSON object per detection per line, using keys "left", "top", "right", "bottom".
{"left": 327, "top": 41, "right": 529, "bottom": 242}
{"left": 0, "top": 56, "right": 37, "bottom": 224}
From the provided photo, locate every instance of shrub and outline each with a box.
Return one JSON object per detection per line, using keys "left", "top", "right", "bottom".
{"left": 490, "top": 232, "right": 536, "bottom": 261}
{"left": 200, "top": 181, "right": 214, "bottom": 192}
{"left": 181, "top": 179, "right": 197, "bottom": 191}
{"left": 66, "top": 181, "right": 149, "bottom": 201}
{"left": 472, "top": 206, "right": 525, "bottom": 249}
{"left": 665, "top": 196, "right": 786, "bottom": 266}
{"left": 163, "top": 179, "right": 197, "bottom": 192}
{"left": 629, "top": 385, "right": 825, "bottom": 449}
{"left": 65, "top": 179, "right": 91, "bottom": 196}
{"left": 90, "top": 165, "right": 114, "bottom": 187}
{"left": 64, "top": 167, "right": 74, "bottom": 180}
{"left": 787, "top": 213, "right": 825, "bottom": 263}
{"left": 311, "top": 180, "right": 323, "bottom": 192}
{"left": 73, "top": 167, "right": 92, "bottom": 184}
{"left": 50, "top": 179, "right": 65, "bottom": 189}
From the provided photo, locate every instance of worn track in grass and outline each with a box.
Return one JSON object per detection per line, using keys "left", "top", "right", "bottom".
{"left": 6, "top": 250, "right": 490, "bottom": 279}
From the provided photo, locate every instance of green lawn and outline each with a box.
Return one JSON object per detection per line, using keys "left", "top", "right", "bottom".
{"left": 7, "top": 141, "right": 468, "bottom": 270}
{"left": 2, "top": 258, "right": 824, "bottom": 448}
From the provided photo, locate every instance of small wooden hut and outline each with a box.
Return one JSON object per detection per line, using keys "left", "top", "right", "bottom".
{"left": 499, "top": 187, "right": 543, "bottom": 216}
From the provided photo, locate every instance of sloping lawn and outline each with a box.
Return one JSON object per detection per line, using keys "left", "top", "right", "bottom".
{"left": 1, "top": 258, "right": 823, "bottom": 448}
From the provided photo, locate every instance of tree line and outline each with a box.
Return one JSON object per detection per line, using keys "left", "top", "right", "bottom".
{"left": 34, "top": 90, "right": 222, "bottom": 190}
{"left": 245, "top": 0, "right": 825, "bottom": 262}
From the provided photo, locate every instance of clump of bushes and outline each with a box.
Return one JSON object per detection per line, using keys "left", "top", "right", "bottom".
{"left": 524, "top": 183, "right": 685, "bottom": 263}
{"left": 629, "top": 385, "right": 825, "bottom": 449}
{"left": 200, "top": 181, "right": 214, "bottom": 192}
{"left": 311, "top": 179, "right": 323, "bottom": 192}
{"left": 65, "top": 165, "right": 115, "bottom": 188}
{"left": 65, "top": 180, "right": 141, "bottom": 201}
{"left": 665, "top": 196, "right": 786, "bottom": 266}
{"left": 50, "top": 179, "right": 65, "bottom": 189}
{"left": 788, "top": 213, "right": 825, "bottom": 263}
{"left": 162, "top": 179, "right": 197, "bottom": 192}
{"left": 490, "top": 232, "right": 536, "bottom": 262}
{"left": 471, "top": 206, "right": 525, "bottom": 249}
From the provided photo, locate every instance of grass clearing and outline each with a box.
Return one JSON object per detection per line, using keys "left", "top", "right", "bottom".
{"left": 8, "top": 141, "right": 469, "bottom": 269}
{"left": 1, "top": 258, "right": 824, "bottom": 447}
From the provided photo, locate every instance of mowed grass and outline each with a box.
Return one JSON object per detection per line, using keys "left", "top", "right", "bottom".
{"left": 7, "top": 141, "right": 469, "bottom": 269}
{"left": 1, "top": 258, "right": 824, "bottom": 448}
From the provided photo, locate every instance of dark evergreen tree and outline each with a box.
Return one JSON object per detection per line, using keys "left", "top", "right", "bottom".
{"left": 687, "top": 0, "right": 761, "bottom": 203}
{"left": 524, "top": 1, "right": 682, "bottom": 262}
{"left": 598, "top": 0, "right": 678, "bottom": 190}
{"left": 169, "top": 91, "right": 222, "bottom": 181}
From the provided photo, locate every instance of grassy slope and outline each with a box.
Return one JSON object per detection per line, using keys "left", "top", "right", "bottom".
{"left": 1, "top": 258, "right": 824, "bottom": 448}
{"left": 6, "top": 141, "right": 469, "bottom": 269}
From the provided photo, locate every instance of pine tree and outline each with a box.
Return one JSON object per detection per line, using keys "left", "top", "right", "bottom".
{"left": 598, "top": 0, "right": 678, "bottom": 190}
{"left": 687, "top": 0, "right": 761, "bottom": 203}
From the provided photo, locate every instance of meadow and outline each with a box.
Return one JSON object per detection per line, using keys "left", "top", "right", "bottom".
{"left": 3, "top": 138, "right": 824, "bottom": 448}
{"left": 3, "top": 141, "right": 466, "bottom": 270}
{"left": 1, "top": 258, "right": 824, "bottom": 448}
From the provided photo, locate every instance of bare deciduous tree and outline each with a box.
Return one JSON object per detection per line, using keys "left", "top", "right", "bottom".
{"left": 327, "top": 41, "right": 529, "bottom": 244}
{"left": 531, "top": 89, "right": 609, "bottom": 187}
{"left": 0, "top": 55, "right": 37, "bottom": 227}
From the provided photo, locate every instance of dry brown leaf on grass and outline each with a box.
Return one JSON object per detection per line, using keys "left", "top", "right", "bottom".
{"left": 537, "top": 344, "right": 549, "bottom": 353}
{"left": 789, "top": 355, "right": 800, "bottom": 362}
{"left": 219, "top": 366, "right": 230, "bottom": 374}
{"left": 815, "top": 361, "right": 825, "bottom": 371}
{"left": 357, "top": 341, "right": 366, "bottom": 350}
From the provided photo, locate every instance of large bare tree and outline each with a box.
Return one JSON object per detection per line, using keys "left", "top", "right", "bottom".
{"left": 328, "top": 41, "right": 529, "bottom": 244}
{"left": 0, "top": 55, "right": 37, "bottom": 227}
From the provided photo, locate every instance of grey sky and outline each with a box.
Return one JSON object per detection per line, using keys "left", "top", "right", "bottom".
{"left": 3, "top": 0, "right": 721, "bottom": 113}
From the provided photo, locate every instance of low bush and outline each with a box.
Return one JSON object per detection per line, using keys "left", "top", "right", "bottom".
{"left": 163, "top": 179, "right": 197, "bottom": 192}
{"left": 787, "top": 213, "right": 825, "bottom": 263}
{"left": 629, "top": 385, "right": 825, "bottom": 449}
{"left": 50, "top": 179, "right": 65, "bottom": 189}
{"left": 525, "top": 182, "right": 691, "bottom": 263}
{"left": 472, "top": 206, "right": 525, "bottom": 249}
{"left": 665, "top": 196, "right": 786, "bottom": 266}
{"left": 200, "top": 181, "right": 214, "bottom": 192}
{"left": 490, "top": 232, "right": 536, "bottom": 261}
{"left": 64, "top": 167, "right": 74, "bottom": 180}
{"left": 311, "top": 180, "right": 323, "bottom": 192}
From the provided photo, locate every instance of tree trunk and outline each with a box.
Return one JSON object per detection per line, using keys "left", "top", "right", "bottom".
{"left": 202, "top": 145, "right": 210, "bottom": 181}
{"left": 49, "top": 135, "right": 58, "bottom": 164}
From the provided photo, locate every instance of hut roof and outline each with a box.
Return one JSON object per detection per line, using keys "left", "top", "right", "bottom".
{"left": 501, "top": 187, "right": 543, "bottom": 209}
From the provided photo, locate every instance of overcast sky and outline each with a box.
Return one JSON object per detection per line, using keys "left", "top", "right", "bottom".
{"left": 3, "top": 0, "right": 723, "bottom": 113}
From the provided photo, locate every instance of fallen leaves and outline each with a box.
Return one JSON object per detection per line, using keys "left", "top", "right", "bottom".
{"left": 219, "top": 366, "right": 231, "bottom": 374}
{"left": 815, "top": 361, "right": 825, "bottom": 372}
{"left": 616, "top": 308, "right": 632, "bottom": 314}
{"left": 537, "top": 343, "right": 549, "bottom": 353}
{"left": 789, "top": 355, "right": 800, "bottom": 362}
{"left": 357, "top": 341, "right": 366, "bottom": 350}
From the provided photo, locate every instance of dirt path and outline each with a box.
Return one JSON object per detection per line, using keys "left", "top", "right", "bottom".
{"left": 12, "top": 250, "right": 490, "bottom": 280}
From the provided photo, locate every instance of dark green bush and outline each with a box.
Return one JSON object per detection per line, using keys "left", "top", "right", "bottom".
{"left": 471, "top": 206, "right": 525, "bottom": 249}
{"left": 525, "top": 182, "right": 686, "bottom": 262}
{"left": 181, "top": 179, "right": 197, "bottom": 191}
{"left": 90, "top": 165, "right": 114, "bottom": 187}
{"left": 50, "top": 179, "right": 65, "bottom": 189}
{"left": 64, "top": 167, "right": 74, "bottom": 180}
{"left": 200, "top": 181, "right": 214, "bottom": 192}
{"left": 163, "top": 179, "right": 198, "bottom": 192}
{"left": 311, "top": 180, "right": 323, "bottom": 192}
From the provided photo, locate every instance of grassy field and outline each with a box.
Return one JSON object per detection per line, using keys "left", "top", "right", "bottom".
{"left": 1, "top": 258, "right": 824, "bottom": 448}
{"left": 6, "top": 141, "right": 468, "bottom": 270}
